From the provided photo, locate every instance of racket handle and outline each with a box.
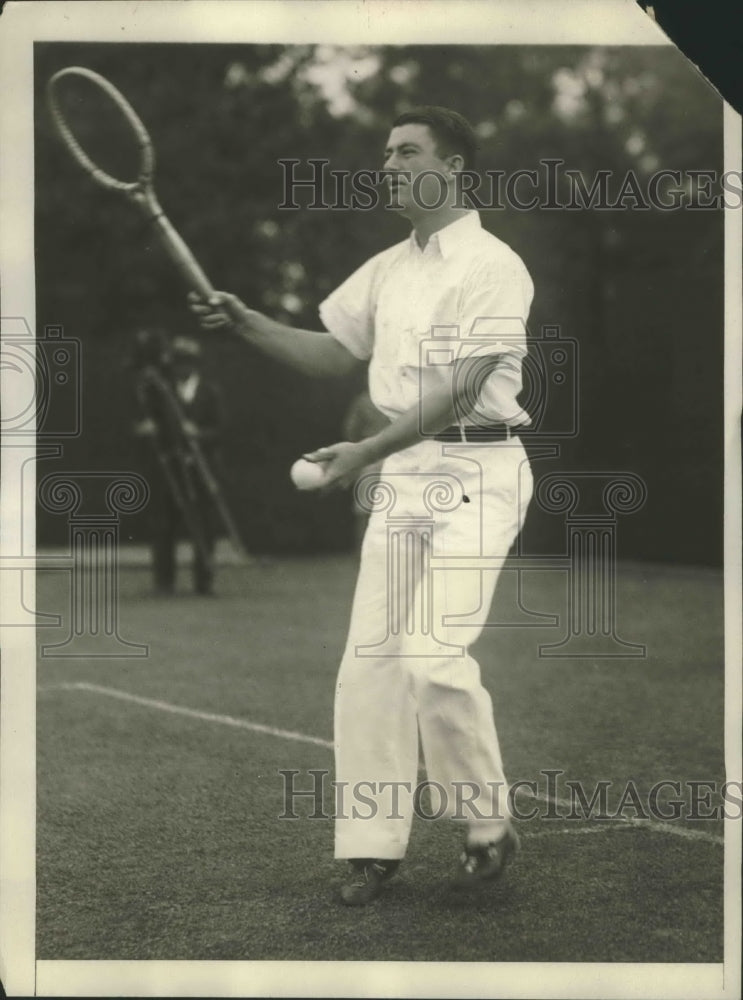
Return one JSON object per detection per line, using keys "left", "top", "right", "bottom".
{"left": 150, "top": 211, "right": 215, "bottom": 299}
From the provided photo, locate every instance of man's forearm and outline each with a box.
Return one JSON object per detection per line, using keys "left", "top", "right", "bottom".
{"left": 357, "top": 352, "right": 531, "bottom": 466}
{"left": 189, "top": 291, "right": 361, "bottom": 378}
{"left": 233, "top": 312, "right": 359, "bottom": 378}
{"left": 359, "top": 387, "right": 457, "bottom": 466}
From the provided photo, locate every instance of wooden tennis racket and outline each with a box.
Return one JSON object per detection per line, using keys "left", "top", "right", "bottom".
{"left": 47, "top": 66, "right": 214, "bottom": 298}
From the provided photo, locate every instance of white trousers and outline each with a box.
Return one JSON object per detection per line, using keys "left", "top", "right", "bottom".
{"left": 334, "top": 437, "right": 533, "bottom": 859}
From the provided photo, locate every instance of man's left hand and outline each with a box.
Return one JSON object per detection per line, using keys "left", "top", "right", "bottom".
{"left": 303, "top": 441, "right": 375, "bottom": 491}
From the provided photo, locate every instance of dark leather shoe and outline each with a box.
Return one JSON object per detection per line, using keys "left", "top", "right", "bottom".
{"left": 340, "top": 858, "right": 400, "bottom": 906}
{"left": 453, "top": 825, "right": 520, "bottom": 887}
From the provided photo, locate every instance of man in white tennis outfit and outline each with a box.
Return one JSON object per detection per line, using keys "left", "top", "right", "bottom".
{"left": 190, "top": 107, "right": 535, "bottom": 905}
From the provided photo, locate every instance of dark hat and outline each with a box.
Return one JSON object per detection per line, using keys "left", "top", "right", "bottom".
{"left": 128, "top": 327, "right": 169, "bottom": 369}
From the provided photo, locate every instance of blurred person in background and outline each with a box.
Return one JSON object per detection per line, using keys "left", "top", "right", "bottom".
{"left": 131, "top": 330, "right": 225, "bottom": 596}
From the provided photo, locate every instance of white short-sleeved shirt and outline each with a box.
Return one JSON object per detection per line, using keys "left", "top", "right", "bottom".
{"left": 319, "top": 212, "right": 534, "bottom": 425}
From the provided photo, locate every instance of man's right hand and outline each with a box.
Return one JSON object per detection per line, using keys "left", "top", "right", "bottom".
{"left": 187, "top": 291, "right": 263, "bottom": 335}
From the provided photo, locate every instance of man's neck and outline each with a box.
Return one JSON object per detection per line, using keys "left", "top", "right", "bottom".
{"left": 411, "top": 205, "right": 471, "bottom": 249}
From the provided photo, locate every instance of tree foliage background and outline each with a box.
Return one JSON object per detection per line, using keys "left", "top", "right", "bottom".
{"left": 34, "top": 42, "right": 724, "bottom": 563}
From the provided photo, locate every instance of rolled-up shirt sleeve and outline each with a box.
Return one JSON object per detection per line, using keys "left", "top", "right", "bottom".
{"left": 319, "top": 256, "right": 380, "bottom": 362}
{"left": 457, "top": 257, "right": 534, "bottom": 426}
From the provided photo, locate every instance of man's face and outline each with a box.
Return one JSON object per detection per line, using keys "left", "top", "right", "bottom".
{"left": 382, "top": 123, "right": 455, "bottom": 216}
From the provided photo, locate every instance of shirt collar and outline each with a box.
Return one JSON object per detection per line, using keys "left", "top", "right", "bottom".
{"left": 408, "top": 211, "right": 482, "bottom": 259}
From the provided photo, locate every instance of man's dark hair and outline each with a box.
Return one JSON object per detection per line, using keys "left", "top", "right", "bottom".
{"left": 392, "top": 106, "right": 478, "bottom": 171}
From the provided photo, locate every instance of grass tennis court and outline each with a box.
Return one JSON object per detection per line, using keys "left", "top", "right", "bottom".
{"left": 36, "top": 555, "right": 725, "bottom": 962}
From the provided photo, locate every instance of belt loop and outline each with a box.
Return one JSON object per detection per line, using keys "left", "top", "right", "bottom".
{"left": 458, "top": 422, "right": 466, "bottom": 443}
{"left": 506, "top": 425, "right": 511, "bottom": 440}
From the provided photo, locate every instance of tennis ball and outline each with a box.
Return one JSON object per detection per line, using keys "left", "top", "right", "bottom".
{"left": 290, "top": 458, "right": 327, "bottom": 491}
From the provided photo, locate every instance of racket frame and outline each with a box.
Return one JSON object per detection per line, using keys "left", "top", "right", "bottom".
{"left": 47, "top": 66, "right": 215, "bottom": 298}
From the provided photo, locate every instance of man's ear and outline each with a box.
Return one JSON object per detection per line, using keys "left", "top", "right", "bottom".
{"left": 446, "top": 153, "right": 465, "bottom": 176}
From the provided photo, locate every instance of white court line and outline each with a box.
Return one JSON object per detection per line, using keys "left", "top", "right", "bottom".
{"left": 524, "top": 822, "right": 720, "bottom": 844}
{"left": 43, "top": 681, "right": 725, "bottom": 846}
{"left": 525, "top": 825, "right": 637, "bottom": 838}
{"left": 520, "top": 794, "right": 726, "bottom": 845}
{"left": 49, "top": 681, "right": 335, "bottom": 750}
